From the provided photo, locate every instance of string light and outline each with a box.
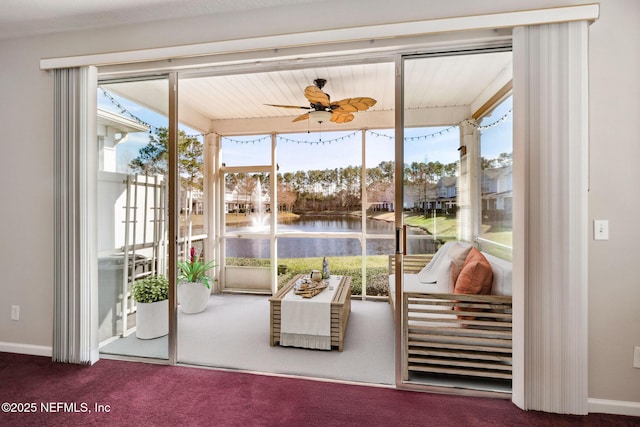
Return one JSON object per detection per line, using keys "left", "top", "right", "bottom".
{"left": 100, "top": 87, "right": 512, "bottom": 144}
{"left": 99, "top": 87, "right": 151, "bottom": 129}
{"left": 278, "top": 131, "right": 360, "bottom": 145}
{"left": 474, "top": 108, "right": 512, "bottom": 130}
{"left": 367, "top": 109, "right": 513, "bottom": 142}
{"left": 222, "top": 135, "right": 271, "bottom": 144}
{"left": 99, "top": 87, "right": 213, "bottom": 139}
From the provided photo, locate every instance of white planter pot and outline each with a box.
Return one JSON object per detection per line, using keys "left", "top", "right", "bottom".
{"left": 135, "top": 299, "right": 168, "bottom": 339}
{"left": 178, "top": 281, "right": 210, "bottom": 314}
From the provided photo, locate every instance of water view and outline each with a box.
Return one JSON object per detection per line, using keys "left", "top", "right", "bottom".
{"left": 225, "top": 214, "right": 433, "bottom": 258}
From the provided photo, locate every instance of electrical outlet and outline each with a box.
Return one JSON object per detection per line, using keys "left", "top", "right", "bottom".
{"left": 11, "top": 305, "right": 19, "bottom": 321}
{"left": 634, "top": 347, "right": 640, "bottom": 369}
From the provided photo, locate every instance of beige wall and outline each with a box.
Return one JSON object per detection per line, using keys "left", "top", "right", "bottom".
{"left": 0, "top": 0, "right": 638, "bottom": 409}
{"left": 587, "top": 0, "right": 640, "bottom": 403}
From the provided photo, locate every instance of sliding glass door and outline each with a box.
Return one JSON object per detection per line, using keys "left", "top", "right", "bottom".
{"left": 396, "top": 49, "right": 513, "bottom": 390}
{"left": 96, "top": 77, "right": 171, "bottom": 360}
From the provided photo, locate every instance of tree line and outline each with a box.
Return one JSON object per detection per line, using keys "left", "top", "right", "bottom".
{"left": 129, "top": 127, "right": 512, "bottom": 213}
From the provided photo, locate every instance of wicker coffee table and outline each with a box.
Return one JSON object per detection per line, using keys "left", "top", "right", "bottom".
{"left": 269, "top": 275, "right": 351, "bottom": 351}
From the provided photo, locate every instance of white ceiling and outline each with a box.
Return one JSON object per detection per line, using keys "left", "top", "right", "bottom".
{"left": 103, "top": 51, "right": 512, "bottom": 134}
{"left": 0, "top": 0, "right": 314, "bottom": 40}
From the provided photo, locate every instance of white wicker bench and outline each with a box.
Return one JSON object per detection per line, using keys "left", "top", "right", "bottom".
{"left": 389, "top": 254, "right": 513, "bottom": 381}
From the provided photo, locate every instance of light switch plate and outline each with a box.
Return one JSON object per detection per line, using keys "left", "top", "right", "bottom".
{"left": 594, "top": 220, "right": 609, "bottom": 240}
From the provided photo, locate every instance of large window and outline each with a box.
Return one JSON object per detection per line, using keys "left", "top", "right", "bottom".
{"left": 402, "top": 126, "right": 461, "bottom": 255}
{"left": 96, "top": 79, "right": 171, "bottom": 359}
{"left": 218, "top": 128, "right": 399, "bottom": 296}
{"left": 223, "top": 171, "right": 272, "bottom": 262}
{"left": 276, "top": 131, "right": 367, "bottom": 294}
{"left": 478, "top": 96, "right": 513, "bottom": 260}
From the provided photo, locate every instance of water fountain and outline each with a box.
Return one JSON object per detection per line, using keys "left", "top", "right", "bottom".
{"left": 250, "top": 179, "right": 269, "bottom": 231}
{"left": 225, "top": 177, "right": 272, "bottom": 293}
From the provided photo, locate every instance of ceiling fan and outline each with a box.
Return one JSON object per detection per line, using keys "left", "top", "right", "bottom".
{"left": 266, "top": 78, "right": 377, "bottom": 124}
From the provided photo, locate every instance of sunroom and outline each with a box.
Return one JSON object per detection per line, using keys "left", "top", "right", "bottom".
{"left": 49, "top": 4, "right": 594, "bottom": 413}
{"left": 95, "top": 45, "right": 512, "bottom": 367}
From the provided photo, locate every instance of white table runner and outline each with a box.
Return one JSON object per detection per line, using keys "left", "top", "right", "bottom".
{"left": 280, "top": 275, "right": 341, "bottom": 350}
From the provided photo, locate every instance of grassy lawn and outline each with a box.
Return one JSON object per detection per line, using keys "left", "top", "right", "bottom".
{"left": 403, "top": 213, "right": 458, "bottom": 241}
{"left": 224, "top": 212, "right": 299, "bottom": 224}
{"left": 403, "top": 213, "right": 513, "bottom": 254}
{"left": 479, "top": 230, "right": 512, "bottom": 246}
{"left": 227, "top": 255, "right": 390, "bottom": 296}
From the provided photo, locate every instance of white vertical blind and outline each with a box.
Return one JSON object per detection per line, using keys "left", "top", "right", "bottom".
{"left": 512, "top": 21, "right": 589, "bottom": 414}
{"left": 53, "top": 67, "right": 98, "bottom": 364}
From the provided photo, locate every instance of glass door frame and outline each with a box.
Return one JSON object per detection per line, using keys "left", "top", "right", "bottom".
{"left": 393, "top": 47, "right": 513, "bottom": 390}
{"left": 167, "top": 72, "right": 179, "bottom": 365}
{"left": 393, "top": 54, "right": 405, "bottom": 388}
{"left": 94, "top": 73, "right": 177, "bottom": 363}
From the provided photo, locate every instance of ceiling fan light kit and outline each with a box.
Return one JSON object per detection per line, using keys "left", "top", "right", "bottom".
{"left": 309, "top": 110, "right": 332, "bottom": 123}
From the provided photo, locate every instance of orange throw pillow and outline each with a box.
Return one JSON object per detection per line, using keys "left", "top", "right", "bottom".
{"left": 453, "top": 247, "right": 493, "bottom": 320}
{"left": 454, "top": 247, "right": 493, "bottom": 295}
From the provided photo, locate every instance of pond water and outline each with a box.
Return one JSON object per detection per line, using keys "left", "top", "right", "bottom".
{"left": 225, "top": 214, "right": 435, "bottom": 258}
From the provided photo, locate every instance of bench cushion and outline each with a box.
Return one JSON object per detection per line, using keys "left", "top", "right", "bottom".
{"left": 483, "top": 252, "right": 513, "bottom": 296}
{"left": 388, "top": 273, "right": 451, "bottom": 306}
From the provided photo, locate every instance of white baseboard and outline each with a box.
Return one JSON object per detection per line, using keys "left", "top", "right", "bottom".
{"left": 589, "top": 398, "right": 640, "bottom": 417}
{"left": 0, "top": 341, "right": 52, "bottom": 357}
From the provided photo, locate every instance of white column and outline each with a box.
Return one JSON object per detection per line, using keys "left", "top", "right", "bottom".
{"left": 204, "top": 133, "right": 217, "bottom": 291}
{"left": 361, "top": 129, "right": 367, "bottom": 299}
{"left": 512, "top": 21, "right": 589, "bottom": 414}
{"left": 457, "top": 120, "right": 479, "bottom": 242}
{"left": 270, "top": 133, "right": 278, "bottom": 295}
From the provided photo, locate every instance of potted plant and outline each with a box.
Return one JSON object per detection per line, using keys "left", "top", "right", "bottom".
{"left": 131, "top": 275, "right": 169, "bottom": 339}
{"left": 177, "top": 247, "right": 218, "bottom": 314}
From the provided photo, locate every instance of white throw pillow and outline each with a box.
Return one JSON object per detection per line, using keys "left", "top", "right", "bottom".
{"left": 417, "top": 242, "right": 472, "bottom": 291}
{"left": 416, "top": 242, "right": 456, "bottom": 283}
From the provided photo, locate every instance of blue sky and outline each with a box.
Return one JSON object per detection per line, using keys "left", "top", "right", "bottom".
{"left": 220, "top": 96, "right": 512, "bottom": 173}
{"left": 98, "top": 89, "right": 512, "bottom": 174}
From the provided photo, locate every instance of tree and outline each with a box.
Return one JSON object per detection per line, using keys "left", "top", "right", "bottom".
{"left": 129, "top": 127, "right": 205, "bottom": 250}
{"left": 129, "top": 127, "right": 205, "bottom": 193}
{"left": 495, "top": 152, "right": 513, "bottom": 167}
{"left": 129, "top": 128, "right": 169, "bottom": 175}
{"left": 278, "top": 182, "right": 297, "bottom": 212}
{"left": 236, "top": 174, "right": 256, "bottom": 215}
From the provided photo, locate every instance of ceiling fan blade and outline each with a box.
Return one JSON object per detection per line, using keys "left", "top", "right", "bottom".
{"left": 292, "top": 112, "right": 310, "bottom": 122}
{"left": 331, "top": 97, "right": 377, "bottom": 112}
{"left": 331, "top": 111, "right": 354, "bottom": 124}
{"left": 304, "top": 86, "right": 330, "bottom": 107}
{"left": 265, "top": 103, "right": 311, "bottom": 110}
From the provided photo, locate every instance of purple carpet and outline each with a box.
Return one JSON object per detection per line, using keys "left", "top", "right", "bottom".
{"left": 0, "top": 352, "right": 637, "bottom": 426}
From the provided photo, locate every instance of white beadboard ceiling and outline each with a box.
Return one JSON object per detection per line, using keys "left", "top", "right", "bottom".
{"left": 103, "top": 51, "right": 512, "bottom": 135}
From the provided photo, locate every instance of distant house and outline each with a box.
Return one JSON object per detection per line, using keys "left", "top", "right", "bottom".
{"left": 224, "top": 186, "right": 271, "bottom": 214}
{"left": 179, "top": 188, "right": 204, "bottom": 215}
{"left": 404, "top": 165, "right": 513, "bottom": 217}
{"left": 481, "top": 165, "right": 513, "bottom": 219}
{"left": 437, "top": 176, "right": 457, "bottom": 212}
